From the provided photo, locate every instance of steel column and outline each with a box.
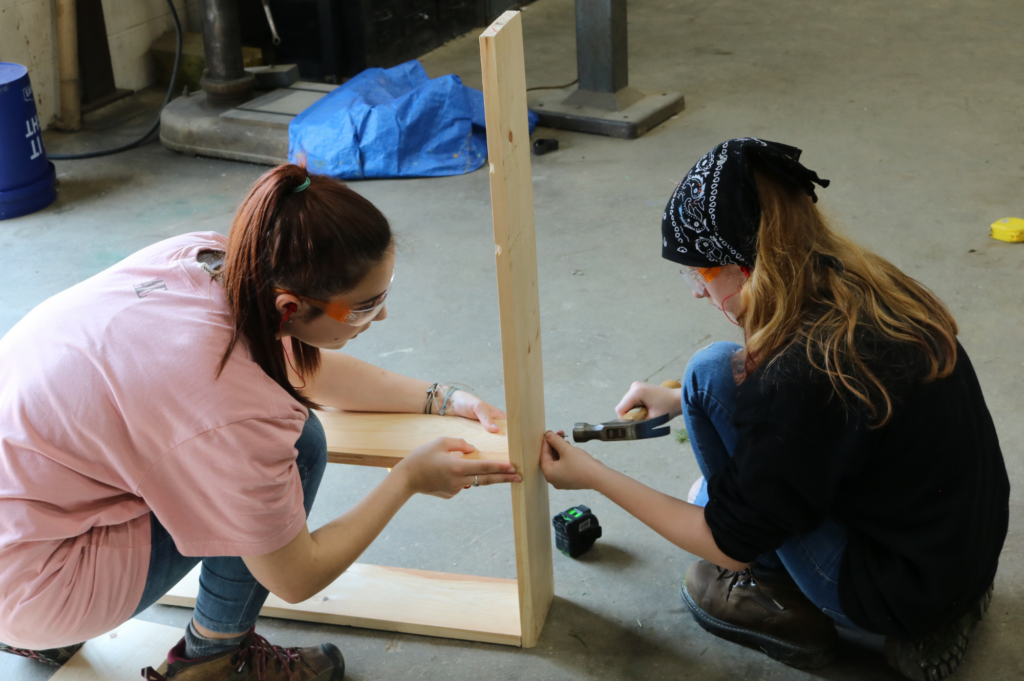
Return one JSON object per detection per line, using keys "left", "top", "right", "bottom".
{"left": 575, "top": 0, "right": 628, "bottom": 94}
{"left": 530, "top": 0, "right": 685, "bottom": 138}
{"left": 199, "top": 0, "right": 254, "bottom": 104}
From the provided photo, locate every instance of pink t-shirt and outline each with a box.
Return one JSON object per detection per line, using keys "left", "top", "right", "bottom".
{"left": 0, "top": 233, "right": 308, "bottom": 649}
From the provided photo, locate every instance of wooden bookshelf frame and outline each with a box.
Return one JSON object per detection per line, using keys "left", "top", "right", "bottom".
{"left": 158, "top": 11, "right": 553, "bottom": 649}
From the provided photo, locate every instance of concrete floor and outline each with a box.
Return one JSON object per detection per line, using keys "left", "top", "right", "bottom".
{"left": 3, "top": 0, "right": 1023, "bottom": 678}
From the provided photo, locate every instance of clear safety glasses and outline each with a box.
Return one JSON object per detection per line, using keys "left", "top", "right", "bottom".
{"left": 275, "top": 273, "right": 393, "bottom": 326}
{"left": 680, "top": 266, "right": 723, "bottom": 296}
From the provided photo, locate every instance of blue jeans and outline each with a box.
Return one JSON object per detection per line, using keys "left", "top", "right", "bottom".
{"left": 682, "top": 342, "right": 860, "bottom": 631}
{"left": 131, "top": 411, "right": 328, "bottom": 633}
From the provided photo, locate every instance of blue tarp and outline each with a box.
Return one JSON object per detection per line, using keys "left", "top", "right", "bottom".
{"left": 289, "top": 60, "right": 538, "bottom": 180}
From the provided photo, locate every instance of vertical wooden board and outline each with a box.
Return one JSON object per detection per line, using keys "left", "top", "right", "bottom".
{"left": 479, "top": 10, "right": 554, "bottom": 648}
{"left": 50, "top": 620, "right": 181, "bottom": 681}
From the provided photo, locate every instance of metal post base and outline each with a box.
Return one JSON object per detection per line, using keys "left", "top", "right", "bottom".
{"left": 200, "top": 71, "right": 257, "bottom": 106}
{"left": 528, "top": 86, "right": 684, "bottom": 139}
{"left": 160, "top": 82, "right": 336, "bottom": 165}
{"left": 160, "top": 91, "right": 289, "bottom": 165}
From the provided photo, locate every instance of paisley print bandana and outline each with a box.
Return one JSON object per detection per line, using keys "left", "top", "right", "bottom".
{"left": 661, "top": 138, "right": 830, "bottom": 268}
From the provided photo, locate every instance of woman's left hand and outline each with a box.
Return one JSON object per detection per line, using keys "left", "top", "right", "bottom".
{"left": 447, "top": 390, "right": 506, "bottom": 433}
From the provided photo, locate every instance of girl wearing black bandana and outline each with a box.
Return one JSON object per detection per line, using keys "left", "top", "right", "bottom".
{"left": 539, "top": 139, "right": 1009, "bottom": 680}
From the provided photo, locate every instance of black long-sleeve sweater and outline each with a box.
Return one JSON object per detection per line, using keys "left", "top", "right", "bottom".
{"left": 703, "top": 340, "right": 1010, "bottom": 640}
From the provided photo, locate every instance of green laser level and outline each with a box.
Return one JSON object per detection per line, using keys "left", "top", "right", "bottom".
{"left": 552, "top": 505, "right": 602, "bottom": 558}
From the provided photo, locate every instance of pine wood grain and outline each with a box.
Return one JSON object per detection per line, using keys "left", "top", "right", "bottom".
{"left": 159, "top": 563, "right": 521, "bottom": 646}
{"left": 50, "top": 619, "right": 181, "bottom": 681}
{"left": 480, "top": 11, "right": 555, "bottom": 649}
{"left": 319, "top": 410, "right": 510, "bottom": 468}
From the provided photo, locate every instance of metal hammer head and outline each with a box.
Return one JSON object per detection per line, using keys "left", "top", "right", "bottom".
{"left": 573, "top": 413, "right": 671, "bottom": 443}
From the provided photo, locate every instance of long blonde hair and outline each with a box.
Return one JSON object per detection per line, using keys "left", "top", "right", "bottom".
{"left": 739, "top": 167, "right": 958, "bottom": 426}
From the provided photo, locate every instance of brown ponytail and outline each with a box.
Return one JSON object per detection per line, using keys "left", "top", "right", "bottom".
{"left": 217, "top": 164, "right": 393, "bottom": 408}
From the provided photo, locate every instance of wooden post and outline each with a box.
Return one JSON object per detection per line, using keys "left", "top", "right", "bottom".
{"left": 480, "top": 11, "right": 554, "bottom": 648}
{"left": 54, "top": 0, "right": 81, "bottom": 130}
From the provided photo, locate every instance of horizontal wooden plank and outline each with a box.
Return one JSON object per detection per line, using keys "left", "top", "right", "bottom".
{"left": 51, "top": 619, "right": 181, "bottom": 681}
{"left": 319, "top": 410, "right": 510, "bottom": 468}
{"left": 159, "top": 563, "right": 522, "bottom": 647}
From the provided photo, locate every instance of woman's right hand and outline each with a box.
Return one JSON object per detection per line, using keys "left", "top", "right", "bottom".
{"left": 394, "top": 437, "right": 521, "bottom": 499}
{"left": 615, "top": 381, "right": 683, "bottom": 420}
{"left": 540, "top": 431, "right": 604, "bottom": 490}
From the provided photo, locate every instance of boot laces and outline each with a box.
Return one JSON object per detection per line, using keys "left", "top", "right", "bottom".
{"left": 139, "top": 632, "right": 302, "bottom": 681}
{"left": 2, "top": 646, "right": 53, "bottom": 664}
{"left": 715, "top": 566, "right": 757, "bottom": 601}
{"left": 233, "top": 632, "right": 301, "bottom": 681}
{"left": 715, "top": 565, "right": 786, "bottom": 610}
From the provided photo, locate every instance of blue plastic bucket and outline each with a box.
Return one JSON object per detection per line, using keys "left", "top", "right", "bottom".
{"left": 0, "top": 62, "right": 56, "bottom": 220}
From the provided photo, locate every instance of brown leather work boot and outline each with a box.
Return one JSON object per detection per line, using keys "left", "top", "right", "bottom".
{"left": 884, "top": 582, "right": 993, "bottom": 681}
{"left": 142, "top": 629, "right": 344, "bottom": 681}
{"left": 681, "top": 559, "right": 839, "bottom": 669}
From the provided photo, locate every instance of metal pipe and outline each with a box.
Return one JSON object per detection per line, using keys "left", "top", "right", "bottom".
{"left": 262, "top": 0, "right": 281, "bottom": 45}
{"left": 54, "top": 0, "right": 81, "bottom": 130}
{"left": 198, "top": 0, "right": 254, "bottom": 104}
{"left": 200, "top": 0, "right": 246, "bottom": 81}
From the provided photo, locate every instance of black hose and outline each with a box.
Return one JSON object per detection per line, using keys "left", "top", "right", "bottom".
{"left": 49, "top": 0, "right": 182, "bottom": 160}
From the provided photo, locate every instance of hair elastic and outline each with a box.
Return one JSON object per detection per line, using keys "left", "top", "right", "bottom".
{"left": 292, "top": 177, "right": 311, "bottom": 193}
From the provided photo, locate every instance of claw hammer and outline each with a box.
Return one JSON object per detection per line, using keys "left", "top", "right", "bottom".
{"left": 572, "top": 380, "right": 682, "bottom": 443}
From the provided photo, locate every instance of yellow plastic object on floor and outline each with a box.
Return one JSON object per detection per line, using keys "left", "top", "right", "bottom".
{"left": 990, "top": 217, "right": 1024, "bottom": 243}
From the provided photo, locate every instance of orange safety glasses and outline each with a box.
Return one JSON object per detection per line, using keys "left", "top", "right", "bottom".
{"left": 274, "top": 274, "right": 393, "bottom": 327}
{"left": 680, "top": 266, "right": 723, "bottom": 295}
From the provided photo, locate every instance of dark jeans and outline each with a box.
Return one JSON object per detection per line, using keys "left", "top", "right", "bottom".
{"left": 681, "top": 342, "right": 861, "bottom": 630}
{"left": 131, "top": 411, "right": 328, "bottom": 633}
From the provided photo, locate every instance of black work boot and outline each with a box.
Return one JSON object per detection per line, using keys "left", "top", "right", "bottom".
{"left": 142, "top": 628, "right": 344, "bottom": 681}
{"left": 0, "top": 641, "right": 84, "bottom": 666}
{"left": 885, "top": 583, "right": 993, "bottom": 681}
{"left": 681, "top": 559, "right": 839, "bottom": 669}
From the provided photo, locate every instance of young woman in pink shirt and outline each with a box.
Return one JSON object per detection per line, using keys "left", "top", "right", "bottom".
{"left": 0, "top": 164, "right": 519, "bottom": 681}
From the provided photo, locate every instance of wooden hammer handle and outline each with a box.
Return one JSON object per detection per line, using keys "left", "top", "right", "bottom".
{"left": 621, "top": 379, "right": 682, "bottom": 421}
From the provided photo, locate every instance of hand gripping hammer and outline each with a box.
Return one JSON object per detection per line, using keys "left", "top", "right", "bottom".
{"left": 572, "top": 380, "right": 682, "bottom": 443}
